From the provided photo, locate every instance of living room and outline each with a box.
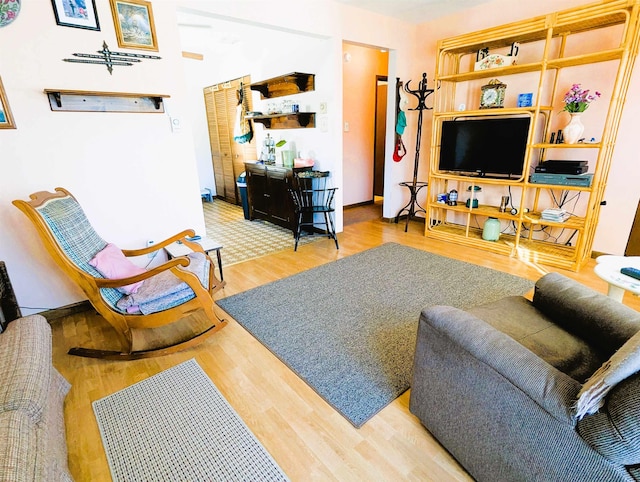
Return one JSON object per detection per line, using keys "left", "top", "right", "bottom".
{"left": 3, "top": 0, "right": 640, "bottom": 480}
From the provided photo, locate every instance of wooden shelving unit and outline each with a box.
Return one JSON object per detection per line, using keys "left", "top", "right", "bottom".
{"left": 249, "top": 72, "right": 314, "bottom": 99}
{"left": 425, "top": 0, "right": 640, "bottom": 271}
{"left": 248, "top": 72, "right": 316, "bottom": 130}
{"left": 248, "top": 112, "right": 316, "bottom": 129}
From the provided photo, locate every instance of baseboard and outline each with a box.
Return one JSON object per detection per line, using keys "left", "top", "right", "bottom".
{"left": 344, "top": 200, "right": 374, "bottom": 209}
{"left": 41, "top": 300, "right": 93, "bottom": 322}
{"left": 392, "top": 214, "right": 426, "bottom": 225}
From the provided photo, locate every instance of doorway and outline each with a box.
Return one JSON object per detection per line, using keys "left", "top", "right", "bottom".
{"left": 625, "top": 199, "right": 640, "bottom": 255}
{"left": 374, "top": 76, "right": 387, "bottom": 198}
{"left": 342, "top": 42, "right": 389, "bottom": 210}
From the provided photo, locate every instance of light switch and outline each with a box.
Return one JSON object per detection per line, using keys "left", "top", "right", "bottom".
{"left": 319, "top": 117, "right": 328, "bottom": 132}
{"left": 319, "top": 102, "right": 327, "bottom": 114}
{"left": 344, "top": 121, "right": 349, "bottom": 132}
{"left": 170, "top": 117, "right": 182, "bottom": 133}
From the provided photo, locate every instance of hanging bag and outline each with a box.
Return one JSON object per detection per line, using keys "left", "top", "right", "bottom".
{"left": 233, "top": 83, "right": 253, "bottom": 144}
{"left": 393, "top": 137, "right": 406, "bottom": 162}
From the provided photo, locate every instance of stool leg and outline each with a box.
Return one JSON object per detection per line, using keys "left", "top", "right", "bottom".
{"left": 216, "top": 249, "right": 223, "bottom": 281}
{"left": 294, "top": 212, "right": 303, "bottom": 251}
{"left": 326, "top": 212, "right": 339, "bottom": 249}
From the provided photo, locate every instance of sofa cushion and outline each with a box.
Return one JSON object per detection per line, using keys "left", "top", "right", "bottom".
{"left": 533, "top": 272, "right": 640, "bottom": 357}
{"left": 468, "top": 296, "right": 605, "bottom": 383}
{"left": 0, "top": 316, "right": 52, "bottom": 422}
{"left": 0, "top": 410, "right": 38, "bottom": 481}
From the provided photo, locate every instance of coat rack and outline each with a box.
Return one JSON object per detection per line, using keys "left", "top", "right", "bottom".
{"left": 395, "top": 72, "right": 435, "bottom": 232}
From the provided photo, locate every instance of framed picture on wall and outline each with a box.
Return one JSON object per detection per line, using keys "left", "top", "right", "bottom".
{"left": 50, "top": 0, "right": 100, "bottom": 30}
{"left": 109, "top": 0, "right": 158, "bottom": 51}
{"left": 0, "top": 77, "right": 16, "bottom": 129}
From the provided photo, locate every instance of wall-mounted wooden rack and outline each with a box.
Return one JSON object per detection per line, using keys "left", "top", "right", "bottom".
{"left": 44, "top": 90, "right": 170, "bottom": 113}
{"left": 248, "top": 112, "right": 316, "bottom": 129}
{"left": 249, "top": 72, "right": 315, "bottom": 99}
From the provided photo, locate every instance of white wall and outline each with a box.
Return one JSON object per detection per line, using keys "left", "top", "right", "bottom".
{"left": 176, "top": 0, "right": 420, "bottom": 222}
{"left": 1, "top": 0, "right": 418, "bottom": 313}
{"left": 179, "top": 17, "right": 337, "bottom": 194}
{"left": 1, "top": 1, "right": 204, "bottom": 314}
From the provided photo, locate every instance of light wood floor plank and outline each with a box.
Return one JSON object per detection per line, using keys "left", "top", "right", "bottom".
{"left": 51, "top": 217, "right": 639, "bottom": 481}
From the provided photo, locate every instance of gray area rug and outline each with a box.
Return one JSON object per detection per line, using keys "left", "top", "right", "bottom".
{"left": 93, "top": 359, "right": 289, "bottom": 482}
{"left": 218, "top": 242, "right": 534, "bottom": 427}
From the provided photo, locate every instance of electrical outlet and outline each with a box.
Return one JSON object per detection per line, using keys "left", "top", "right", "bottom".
{"left": 147, "top": 240, "right": 156, "bottom": 258}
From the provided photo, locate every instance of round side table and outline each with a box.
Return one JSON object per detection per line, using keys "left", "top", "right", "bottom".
{"left": 594, "top": 255, "right": 640, "bottom": 302}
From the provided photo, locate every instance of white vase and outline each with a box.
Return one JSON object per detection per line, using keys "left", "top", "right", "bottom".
{"left": 563, "top": 113, "right": 585, "bottom": 144}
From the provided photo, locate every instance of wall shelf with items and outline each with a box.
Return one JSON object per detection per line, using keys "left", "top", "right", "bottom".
{"left": 425, "top": 0, "right": 640, "bottom": 271}
{"left": 248, "top": 112, "right": 316, "bottom": 129}
{"left": 249, "top": 72, "right": 315, "bottom": 99}
{"left": 248, "top": 72, "right": 316, "bottom": 130}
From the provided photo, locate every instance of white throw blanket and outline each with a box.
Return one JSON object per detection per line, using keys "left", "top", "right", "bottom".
{"left": 575, "top": 329, "right": 640, "bottom": 419}
{"left": 115, "top": 252, "right": 208, "bottom": 314}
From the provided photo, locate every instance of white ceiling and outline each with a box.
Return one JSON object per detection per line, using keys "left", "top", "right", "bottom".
{"left": 332, "top": 0, "right": 494, "bottom": 24}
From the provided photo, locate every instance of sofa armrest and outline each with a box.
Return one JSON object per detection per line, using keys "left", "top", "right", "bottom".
{"left": 533, "top": 273, "right": 640, "bottom": 356}
{"left": 410, "top": 305, "right": 634, "bottom": 482}
{"left": 414, "top": 305, "right": 581, "bottom": 424}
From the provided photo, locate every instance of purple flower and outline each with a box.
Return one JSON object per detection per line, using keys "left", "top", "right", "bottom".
{"left": 563, "top": 84, "right": 601, "bottom": 113}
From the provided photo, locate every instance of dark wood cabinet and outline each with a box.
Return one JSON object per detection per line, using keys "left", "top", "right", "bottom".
{"left": 245, "top": 163, "right": 297, "bottom": 230}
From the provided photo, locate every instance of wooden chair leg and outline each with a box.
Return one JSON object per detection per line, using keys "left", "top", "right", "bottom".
{"left": 294, "top": 212, "right": 303, "bottom": 251}
{"left": 68, "top": 304, "right": 227, "bottom": 360}
{"left": 68, "top": 321, "right": 226, "bottom": 360}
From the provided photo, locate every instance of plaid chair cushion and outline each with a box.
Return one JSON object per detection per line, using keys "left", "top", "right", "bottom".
{"left": 34, "top": 194, "right": 206, "bottom": 315}
{"left": 35, "top": 196, "right": 122, "bottom": 308}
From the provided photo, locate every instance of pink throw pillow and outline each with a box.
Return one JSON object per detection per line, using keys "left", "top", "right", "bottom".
{"left": 89, "top": 243, "right": 146, "bottom": 294}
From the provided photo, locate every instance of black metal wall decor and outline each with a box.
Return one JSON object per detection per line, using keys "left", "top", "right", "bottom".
{"left": 394, "top": 72, "right": 435, "bottom": 232}
{"left": 63, "top": 41, "right": 161, "bottom": 75}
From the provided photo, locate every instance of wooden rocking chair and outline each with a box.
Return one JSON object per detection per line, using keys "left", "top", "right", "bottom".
{"left": 13, "top": 187, "right": 227, "bottom": 360}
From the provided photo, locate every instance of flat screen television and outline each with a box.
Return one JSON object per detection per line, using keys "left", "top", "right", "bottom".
{"left": 438, "top": 117, "right": 530, "bottom": 178}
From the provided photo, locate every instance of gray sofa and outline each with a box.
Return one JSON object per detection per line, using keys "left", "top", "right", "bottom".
{"left": 0, "top": 262, "right": 73, "bottom": 481}
{"left": 410, "top": 272, "right": 640, "bottom": 482}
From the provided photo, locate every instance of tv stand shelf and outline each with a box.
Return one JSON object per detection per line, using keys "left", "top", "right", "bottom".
{"left": 425, "top": 0, "right": 640, "bottom": 271}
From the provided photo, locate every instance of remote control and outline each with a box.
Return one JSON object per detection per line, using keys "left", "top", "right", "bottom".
{"left": 620, "top": 267, "right": 640, "bottom": 281}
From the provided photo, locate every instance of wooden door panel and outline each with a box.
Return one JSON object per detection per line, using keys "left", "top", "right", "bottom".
{"left": 204, "top": 75, "right": 257, "bottom": 205}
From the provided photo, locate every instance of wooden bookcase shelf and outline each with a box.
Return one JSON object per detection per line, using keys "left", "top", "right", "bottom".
{"left": 248, "top": 72, "right": 316, "bottom": 130}
{"left": 425, "top": 0, "right": 640, "bottom": 271}
{"left": 249, "top": 72, "right": 315, "bottom": 99}
{"left": 248, "top": 112, "right": 316, "bottom": 129}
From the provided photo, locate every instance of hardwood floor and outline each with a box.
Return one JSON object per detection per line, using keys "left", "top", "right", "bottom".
{"left": 51, "top": 217, "right": 639, "bottom": 481}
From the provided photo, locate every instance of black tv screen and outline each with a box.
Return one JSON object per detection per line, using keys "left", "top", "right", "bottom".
{"left": 438, "top": 117, "right": 530, "bottom": 178}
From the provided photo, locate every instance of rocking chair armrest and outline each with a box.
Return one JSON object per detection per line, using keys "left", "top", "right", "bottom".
{"left": 94, "top": 257, "right": 191, "bottom": 289}
{"left": 122, "top": 229, "right": 197, "bottom": 257}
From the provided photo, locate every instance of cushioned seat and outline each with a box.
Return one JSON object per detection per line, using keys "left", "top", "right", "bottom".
{"left": 410, "top": 272, "right": 640, "bottom": 482}
{"left": 0, "top": 317, "right": 52, "bottom": 420}
{"left": 468, "top": 296, "right": 606, "bottom": 382}
{"left": 13, "top": 187, "right": 227, "bottom": 359}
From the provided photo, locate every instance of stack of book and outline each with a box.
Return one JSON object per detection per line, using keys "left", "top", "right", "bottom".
{"left": 541, "top": 208, "right": 571, "bottom": 222}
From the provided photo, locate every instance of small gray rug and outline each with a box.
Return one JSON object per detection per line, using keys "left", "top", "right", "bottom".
{"left": 93, "top": 359, "right": 288, "bottom": 482}
{"left": 218, "top": 242, "right": 534, "bottom": 428}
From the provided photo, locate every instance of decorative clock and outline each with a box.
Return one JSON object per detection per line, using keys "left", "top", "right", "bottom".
{"left": 480, "top": 79, "right": 506, "bottom": 109}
